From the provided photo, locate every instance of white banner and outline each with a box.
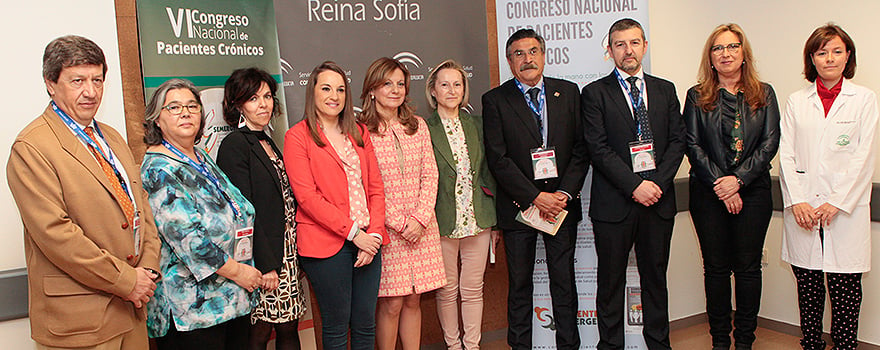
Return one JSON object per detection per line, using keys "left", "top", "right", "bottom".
{"left": 495, "top": 0, "right": 651, "bottom": 89}
{"left": 494, "top": 1, "right": 651, "bottom": 348}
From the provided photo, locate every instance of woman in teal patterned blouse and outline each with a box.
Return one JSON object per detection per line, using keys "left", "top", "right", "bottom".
{"left": 140, "top": 79, "right": 260, "bottom": 350}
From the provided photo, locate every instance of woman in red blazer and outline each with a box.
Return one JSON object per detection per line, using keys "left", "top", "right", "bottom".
{"left": 284, "top": 61, "right": 388, "bottom": 350}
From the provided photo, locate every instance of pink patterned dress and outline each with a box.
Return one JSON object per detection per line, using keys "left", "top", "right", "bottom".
{"left": 371, "top": 117, "right": 446, "bottom": 296}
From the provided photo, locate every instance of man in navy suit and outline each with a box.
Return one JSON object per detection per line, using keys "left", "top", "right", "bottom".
{"left": 482, "top": 29, "right": 589, "bottom": 350}
{"left": 581, "top": 18, "right": 685, "bottom": 350}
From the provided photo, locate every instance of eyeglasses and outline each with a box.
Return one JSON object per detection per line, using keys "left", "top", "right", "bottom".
{"left": 711, "top": 43, "right": 742, "bottom": 56}
{"left": 162, "top": 103, "right": 202, "bottom": 115}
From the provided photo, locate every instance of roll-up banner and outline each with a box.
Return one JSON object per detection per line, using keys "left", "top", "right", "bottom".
{"left": 273, "top": 0, "right": 491, "bottom": 126}
{"left": 136, "top": 0, "right": 288, "bottom": 158}
{"left": 494, "top": 1, "right": 650, "bottom": 348}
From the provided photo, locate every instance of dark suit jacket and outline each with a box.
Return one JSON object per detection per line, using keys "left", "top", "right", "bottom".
{"left": 216, "top": 127, "right": 286, "bottom": 273}
{"left": 426, "top": 110, "right": 497, "bottom": 236}
{"left": 482, "top": 77, "right": 589, "bottom": 230}
{"left": 581, "top": 72, "right": 686, "bottom": 222}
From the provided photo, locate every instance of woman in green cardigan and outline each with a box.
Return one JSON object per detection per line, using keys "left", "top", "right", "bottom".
{"left": 425, "top": 59, "right": 499, "bottom": 350}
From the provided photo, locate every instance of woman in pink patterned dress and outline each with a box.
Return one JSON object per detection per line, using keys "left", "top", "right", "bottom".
{"left": 359, "top": 57, "right": 446, "bottom": 350}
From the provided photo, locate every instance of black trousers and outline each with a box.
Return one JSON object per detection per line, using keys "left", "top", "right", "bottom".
{"left": 504, "top": 225, "right": 579, "bottom": 350}
{"left": 593, "top": 205, "right": 673, "bottom": 350}
{"left": 689, "top": 179, "right": 772, "bottom": 347}
{"left": 154, "top": 315, "right": 249, "bottom": 350}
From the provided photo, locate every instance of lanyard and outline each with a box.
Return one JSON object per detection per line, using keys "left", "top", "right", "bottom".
{"left": 52, "top": 101, "right": 132, "bottom": 198}
{"left": 514, "top": 79, "right": 545, "bottom": 119}
{"left": 614, "top": 70, "right": 648, "bottom": 139}
{"left": 162, "top": 140, "right": 242, "bottom": 218}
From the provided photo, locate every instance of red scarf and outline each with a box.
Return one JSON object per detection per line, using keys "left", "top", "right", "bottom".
{"left": 816, "top": 78, "right": 842, "bottom": 117}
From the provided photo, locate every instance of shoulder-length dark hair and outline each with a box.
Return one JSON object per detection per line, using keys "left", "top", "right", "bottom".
{"left": 696, "top": 23, "right": 766, "bottom": 112}
{"left": 359, "top": 57, "right": 418, "bottom": 135}
{"left": 222, "top": 67, "right": 282, "bottom": 126}
{"left": 803, "top": 23, "right": 857, "bottom": 83}
{"left": 143, "top": 78, "right": 205, "bottom": 145}
{"left": 303, "top": 61, "right": 363, "bottom": 147}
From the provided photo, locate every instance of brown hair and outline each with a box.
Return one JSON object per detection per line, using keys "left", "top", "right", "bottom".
{"left": 425, "top": 59, "right": 470, "bottom": 110}
{"left": 803, "top": 23, "right": 856, "bottom": 83}
{"left": 359, "top": 57, "right": 418, "bottom": 135}
{"left": 303, "top": 61, "right": 363, "bottom": 147}
{"left": 43, "top": 35, "right": 107, "bottom": 83}
{"left": 696, "top": 23, "right": 766, "bottom": 112}
{"left": 222, "top": 67, "right": 282, "bottom": 126}
{"left": 607, "top": 18, "right": 645, "bottom": 47}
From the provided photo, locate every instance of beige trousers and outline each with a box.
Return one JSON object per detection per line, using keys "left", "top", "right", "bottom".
{"left": 436, "top": 231, "right": 492, "bottom": 350}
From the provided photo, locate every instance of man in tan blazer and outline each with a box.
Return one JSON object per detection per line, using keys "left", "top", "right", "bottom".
{"left": 6, "top": 35, "right": 160, "bottom": 350}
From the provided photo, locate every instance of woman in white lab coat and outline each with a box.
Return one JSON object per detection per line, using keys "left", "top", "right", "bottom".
{"left": 779, "top": 24, "right": 878, "bottom": 350}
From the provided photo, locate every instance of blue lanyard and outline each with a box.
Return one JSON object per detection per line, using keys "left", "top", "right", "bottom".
{"left": 162, "top": 140, "right": 242, "bottom": 218}
{"left": 52, "top": 101, "right": 132, "bottom": 198}
{"left": 613, "top": 70, "right": 647, "bottom": 138}
{"left": 514, "top": 79, "right": 545, "bottom": 118}
{"left": 614, "top": 70, "right": 645, "bottom": 112}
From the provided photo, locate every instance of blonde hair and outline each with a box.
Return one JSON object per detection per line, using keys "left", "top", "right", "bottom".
{"left": 696, "top": 23, "right": 766, "bottom": 112}
{"left": 425, "top": 59, "right": 470, "bottom": 110}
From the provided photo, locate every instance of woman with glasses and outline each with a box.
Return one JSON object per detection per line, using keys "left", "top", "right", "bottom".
{"left": 217, "top": 68, "right": 306, "bottom": 350}
{"left": 683, "top": 24, "right": 779, "bottom": 350}
{"left": 140, "top": 79, "right": 260, "bottom": 349}
{"left": 360, "top": 57, "right": 445, "bottom": 350}
{"left": 425, "top": 59, "right": 498, "bottom": 350}
{"left": 779, "top": 24, "right": 877, "bottom": 350}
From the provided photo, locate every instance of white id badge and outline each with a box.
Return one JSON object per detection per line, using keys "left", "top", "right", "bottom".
{"left": 531, "top": 147, "right": 558, "bottom": 180}
{"left": 629, "top": 140, "right": 656, "bottom": 173}
{"left": 233, "top": 227, "right": 254, "bottom": 262}
{"left": 133, "top": 212, "right": 142, "bottom": 256}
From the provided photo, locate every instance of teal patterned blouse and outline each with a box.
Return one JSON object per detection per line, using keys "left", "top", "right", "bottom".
{"left": 141, "top": 149, "right": 256, "bottom": 338}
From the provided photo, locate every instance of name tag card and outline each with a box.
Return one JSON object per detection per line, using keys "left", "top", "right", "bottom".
{"left": 234, "top": 227, "right": 254, "bottom": 262}
{"left": 531, "top": 147, "right": 558, "bottom": 180}
{"left": 629, "top": 140, "right": 656, "bottom": 173}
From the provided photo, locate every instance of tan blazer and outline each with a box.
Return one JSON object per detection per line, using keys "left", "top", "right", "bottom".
{"left": 6, "top": 105, "right": 160, "bottom": 347}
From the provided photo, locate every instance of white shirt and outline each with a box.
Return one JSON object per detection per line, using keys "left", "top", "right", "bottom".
{"left": 615, "top": 67, "right": 648, "bottom": 119}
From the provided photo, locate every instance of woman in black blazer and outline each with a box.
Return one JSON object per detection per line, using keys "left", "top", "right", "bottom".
{"left": 217, "top": 68, "right": 306, "bottom": 350}
{"left": 683, "top": 24, "right": 779, "bottom": 350}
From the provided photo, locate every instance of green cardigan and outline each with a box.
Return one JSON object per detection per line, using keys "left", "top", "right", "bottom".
{"left": 425, "top": 110, "right": 497, "bottom": 237}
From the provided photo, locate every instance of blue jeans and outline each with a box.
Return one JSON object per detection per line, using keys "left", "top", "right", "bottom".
{"left": 300, "top": 241, "right": 381, "bottom": 350}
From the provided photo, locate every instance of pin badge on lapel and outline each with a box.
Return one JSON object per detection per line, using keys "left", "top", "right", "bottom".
{"left": 554, "top": 91, "right": 560, "bottom": 97}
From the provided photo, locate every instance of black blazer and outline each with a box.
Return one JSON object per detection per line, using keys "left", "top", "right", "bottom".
{"left": 581, "top": 72, "right": 685, "bottom": 222}
{"left": 482, "top": 77, "right": 589, "bottom": 230}
{"left": 683, "top": 84, "right": 780, "bottom": 188}
{"left": 216, "top": 127, "right": 286, "bottom": 273}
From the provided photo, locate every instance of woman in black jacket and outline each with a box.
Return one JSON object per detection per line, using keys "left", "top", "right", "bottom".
{"left": 683, "top": 24, "right": 780, "bottom": 350}
{"left": 217, "top": 67, "right": 306, "bottom": 350}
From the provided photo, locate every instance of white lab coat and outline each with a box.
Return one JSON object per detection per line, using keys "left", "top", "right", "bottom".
{"left": 779, "top": 79, "right": 878, "bottom": 273}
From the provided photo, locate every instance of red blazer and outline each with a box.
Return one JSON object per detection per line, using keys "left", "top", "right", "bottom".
{"left": 284, "top": 120, "right": 388, "bottom": 258}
